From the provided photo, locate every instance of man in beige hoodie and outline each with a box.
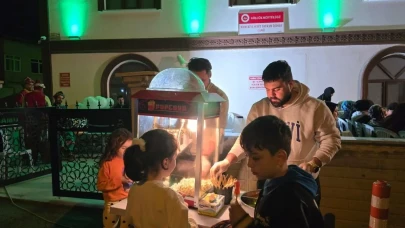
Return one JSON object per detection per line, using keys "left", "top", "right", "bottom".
{"left": 210, "top": 60, "right": 341, "bottom": 205}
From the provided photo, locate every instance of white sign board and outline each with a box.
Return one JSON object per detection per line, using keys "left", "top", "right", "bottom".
{"left": 249, "top": 76, "right": 264, "bottom": 90}
{"left": 238, "top": 11, "right": 285, "bottom": 35}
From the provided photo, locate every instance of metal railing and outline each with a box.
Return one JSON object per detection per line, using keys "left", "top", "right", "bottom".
{"left": 49, "top": 107, "right": 131, "bottom": 199}
{"left": 0, "top": 107, "right": 52, "bottom": 186}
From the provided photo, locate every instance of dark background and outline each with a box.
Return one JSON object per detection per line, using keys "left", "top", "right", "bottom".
{"left": 0, "top": 0, "right": 41, "bottom": 42}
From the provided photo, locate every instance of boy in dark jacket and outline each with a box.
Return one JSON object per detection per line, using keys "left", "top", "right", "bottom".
{"left": 228, "top": 115, "right": 324, "bottom": 228}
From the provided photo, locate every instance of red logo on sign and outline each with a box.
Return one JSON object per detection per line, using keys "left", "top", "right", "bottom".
{"left": 241, "top": 14, "right": 250, "bottom": 23}
{"left": 239, "top": 12, "right": 284, "bottom": 24}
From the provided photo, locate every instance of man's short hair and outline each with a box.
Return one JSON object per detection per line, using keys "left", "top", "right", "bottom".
{"left": 355, "top": 99, "right": 374, "bottom": 112}
{"left": 187, "top": 58, "right": 212, "bottom": 73}
{"left": 53, "top": 91, "right": 64, "bottom": 99}
{"left": 262, "top": 60, "right": 293, "bottom": 82}
{"left": 240, "top": 115, "right": 291, "bottom": 157}
{"left": 117, "top": 95, "right": 124, "bottom": 99}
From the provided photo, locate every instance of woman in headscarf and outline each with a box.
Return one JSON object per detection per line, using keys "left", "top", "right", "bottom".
{"left": 318, "top": 87, "right": 335, "bottom": 102}
{"left": 340, "top": 100, "right": 355, "bottom": 120}
{"left": 325, "top": 101, "right": 338, "bottom": 121}
{"left": 368, "top": 104, "right": 385, "bottom": 127}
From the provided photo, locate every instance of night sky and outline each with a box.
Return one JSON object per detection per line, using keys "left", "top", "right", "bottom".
{"left": 0, "top": 0, "right": 41, "bottom": 41}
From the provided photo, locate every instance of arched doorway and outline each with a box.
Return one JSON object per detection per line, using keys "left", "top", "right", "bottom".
{"left": 100, "top": 54, "right": 159, "bottom": 103}
{"left": 362, "top": 46, "right": 405, "bottom": 106}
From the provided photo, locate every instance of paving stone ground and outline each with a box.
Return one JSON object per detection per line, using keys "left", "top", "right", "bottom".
{"left": 0, "top": 197, "right": 103, "bottom": 228}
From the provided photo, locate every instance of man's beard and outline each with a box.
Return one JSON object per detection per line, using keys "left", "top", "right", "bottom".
{"left": 269, "top": 92, "right": 292, "bottom": 108}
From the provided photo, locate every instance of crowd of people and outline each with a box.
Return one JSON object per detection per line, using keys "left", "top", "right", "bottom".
{"left": 15, "top": 77, "right": 131, "bottom": 109}
{"left": 16, "top": 77, "right": 65, "bottom": 108}
{"left": 318, "top": 88, "right": 405, "bottom": 135}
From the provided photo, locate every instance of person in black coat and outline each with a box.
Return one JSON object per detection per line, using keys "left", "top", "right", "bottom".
{"left": 318, "top": 87, "right": 335, "bottom": 102}
{"left": 226, "top": 116, "right": 324, "bottom": 228}
{"left": 386, "top": 102, "right": 398, "bottom": 117}
{"left": 382, "top": 103, "right": 405, "bottom": 133}
{"left": 113, "top": 95, "right": 129, "bottom": 108}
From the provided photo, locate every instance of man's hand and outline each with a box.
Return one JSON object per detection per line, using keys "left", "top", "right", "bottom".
{"left": 299, "top": 162, "right": 312, "bottom": 174}
{"left": 229, "top": 200, "right": 248, "bottom": 226}
{"left": 299, "top": 158, "right": 322, "bottom": 174}
{"left": 210, "top": 159, "right": 231, "bottom": 178}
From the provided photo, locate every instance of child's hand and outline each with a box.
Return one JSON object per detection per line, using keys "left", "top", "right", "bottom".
{"left": 122, "top": 175, "right": 133, "bottom": 184}
{"left": 229, "top": 200, "right": 248, "bottom": 226}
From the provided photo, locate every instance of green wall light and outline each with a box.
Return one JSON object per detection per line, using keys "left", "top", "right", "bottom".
{"left": 323, "top": 13, "right": 334, "bottom": 28}
{"left": 318, "top": 0, "right": 341, "bottom": 31}
{"left": 59, "top": 0, "right": 89, "bottom": 37}
{"left": 180, "top": 0, "right": 207, "bottom": 35}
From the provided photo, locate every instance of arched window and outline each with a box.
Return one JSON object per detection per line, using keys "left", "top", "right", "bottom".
{"left": 100, "top": 54, "right": 158, "bottom": 103}
{"left": 362, "top": 46, "right": 405, "bottom": 106}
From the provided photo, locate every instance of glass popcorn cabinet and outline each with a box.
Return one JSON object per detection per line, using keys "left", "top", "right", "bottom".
{"left": 132, "top": 68, "right": 225, "bottom": 208}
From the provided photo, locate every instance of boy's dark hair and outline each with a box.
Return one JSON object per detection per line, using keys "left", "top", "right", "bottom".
{"left": 262, "top": 60, "right": 293, "bottom": 82}
{"left": 187, "top": 58, "right": 212, "bottom": 73}
{"left": 124, "top": 129, "right": 178, "bottom": 184}
{"left": 99, "top": 128, "right": 133, "bottom": 167}
{"left": 240, "top": 115, "right": 291, "bottom": 156}
{"left": 117, "top": 95, "right": 124, "bottom": 99}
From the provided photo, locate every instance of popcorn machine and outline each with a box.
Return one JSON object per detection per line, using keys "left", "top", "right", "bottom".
{"left": 132, "top": 68, "right": 226, "bottom": 208}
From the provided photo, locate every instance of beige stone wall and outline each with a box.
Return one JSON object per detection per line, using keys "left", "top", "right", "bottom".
{"left": 320, "top": 138, "right": 405, "bottom": 228}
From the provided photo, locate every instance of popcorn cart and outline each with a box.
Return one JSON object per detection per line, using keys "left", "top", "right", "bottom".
{"left": 132, "top": 68, "right": 226, "bottom": 212}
